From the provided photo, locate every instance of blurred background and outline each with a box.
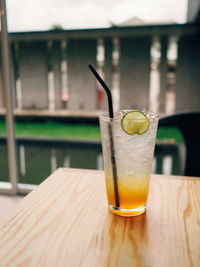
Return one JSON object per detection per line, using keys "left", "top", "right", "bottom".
{"left": 0, "top": 0, "right": 200, "bottom": 194}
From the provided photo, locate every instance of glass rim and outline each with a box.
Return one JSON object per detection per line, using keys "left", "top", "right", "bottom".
{"left": 99, "top": 109, "right": 159, "bottom": 122}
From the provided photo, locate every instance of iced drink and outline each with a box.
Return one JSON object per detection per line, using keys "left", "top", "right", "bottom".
{"left": 99, "top": 109, "right": 159, "bottom": 216}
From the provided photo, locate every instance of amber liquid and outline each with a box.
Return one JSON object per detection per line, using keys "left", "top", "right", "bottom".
{"left": 106, "top": 174, "right": 150, "bottom": 216}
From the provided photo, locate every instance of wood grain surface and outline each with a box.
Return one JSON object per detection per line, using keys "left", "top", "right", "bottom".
{"left": 0, "top": 168, "right": 199, "bottom": 267}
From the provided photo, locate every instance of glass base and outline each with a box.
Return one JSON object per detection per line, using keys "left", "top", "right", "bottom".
{"left": 108, "top": 205, "right": 146, "bottom": 217}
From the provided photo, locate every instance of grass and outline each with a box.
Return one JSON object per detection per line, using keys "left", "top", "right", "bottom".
{"left": 0, "top": 120, "right": 184, "bottom": 143}
{"left": 156, "top": 126, "right": 184, "bottom": 143}
{"left": 0, "top": 120, "right": 101, "bottom": 140}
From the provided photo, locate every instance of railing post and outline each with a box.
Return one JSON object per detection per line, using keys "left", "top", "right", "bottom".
{"left": 159, "top": 36, "right": 168, "bottom": 114}
{"left": 0, "top": 0, "right": 18, "bottom": 194}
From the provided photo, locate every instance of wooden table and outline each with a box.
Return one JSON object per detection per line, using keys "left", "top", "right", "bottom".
{"left": 0, "top": 169, "right": 199, "bottom": 267}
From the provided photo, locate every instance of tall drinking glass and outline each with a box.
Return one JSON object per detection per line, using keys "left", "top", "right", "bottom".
{"left": 99, "top": 109, "right": 159, "bottom": 216}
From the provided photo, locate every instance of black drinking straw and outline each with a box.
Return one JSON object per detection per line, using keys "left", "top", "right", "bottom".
{"left": 88, "top": 64, "right": 120, "bottom": 207}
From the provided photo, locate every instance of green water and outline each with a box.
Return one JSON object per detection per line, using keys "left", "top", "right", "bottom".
{"left": 0, "top": 120, "right": 184, "bottom": 143}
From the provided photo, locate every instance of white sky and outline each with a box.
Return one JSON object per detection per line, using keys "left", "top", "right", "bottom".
{"left": 7, "top": 0, "right": 188, "bottom": 32}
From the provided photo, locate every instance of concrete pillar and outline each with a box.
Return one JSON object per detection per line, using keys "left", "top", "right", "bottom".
{"left": 68, "top": 39, "right": 96, "bottom": 110}
{"left": 159, "top": 36, "right": 168, "bottom": 113}
{"left": 19, "top": 41, "right": 48, "bottom": 109}
{"left": 0, "top": 50, "right": 3, "bottom": 109}
{"left": 176, "top": 34, "right": 200, "bottom": 112}
{"left": 104, "top": 39, "right": 112, "bottom": 89}
{"left": 0, "top": 44, "right": 16, "bottom": 109}
{"left": 187, "top": 0, "right": 200, "bottom": 22}
{"left": 120, "top": 37, "right": 151, "bottom": 110}
{"left": 99, "top": 38, "right": 112, "bottom": 111}
{"left": 52, "top": 41, "right": 62, "bottom": 109}
{"left": 111, "top": 38, "right": 120, "bottom": 112}
{"left": 10, "top": 43, "right": 17, "bottom": 108}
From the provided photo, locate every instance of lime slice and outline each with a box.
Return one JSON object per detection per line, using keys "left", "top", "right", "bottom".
{"left": 121, "top": 111, "right": 150, "bottom": 135}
